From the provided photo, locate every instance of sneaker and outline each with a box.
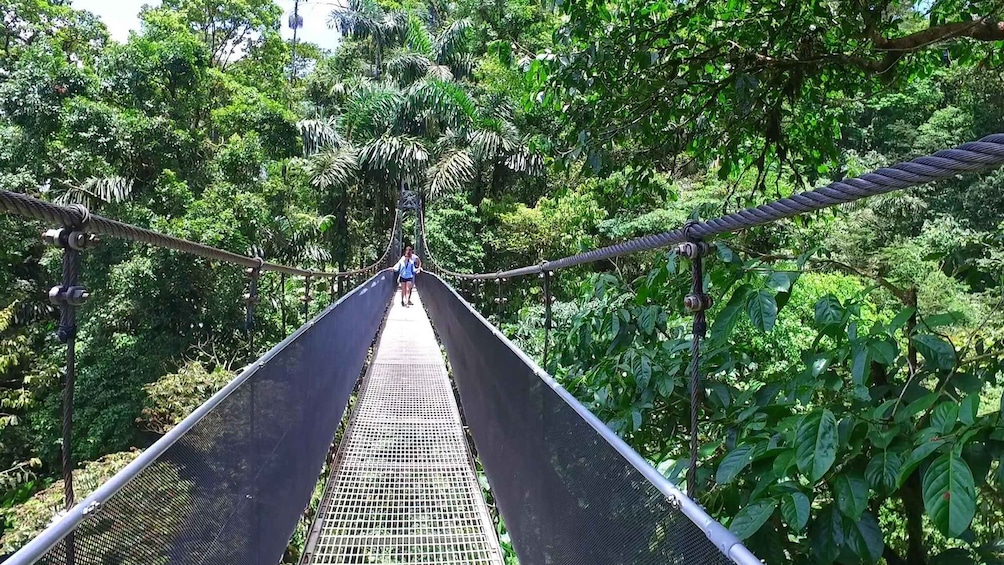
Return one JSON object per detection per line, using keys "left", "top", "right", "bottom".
{"left": 401, "top": 300, "right": 406, "bottom": 306}
{"left": 407, "top": 300, "right": 414, "bottom": 306}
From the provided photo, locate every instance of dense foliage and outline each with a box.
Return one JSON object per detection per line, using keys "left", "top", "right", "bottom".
{"left": 2, "top": 0, "right": 1003, "bottom": 564}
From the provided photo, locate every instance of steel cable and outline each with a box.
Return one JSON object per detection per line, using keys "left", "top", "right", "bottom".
{"left": 424, "top": 134, "right": 1004, "bottom": 280}
{"left": 0, "top": 191, "right": 400, "bottom": 279}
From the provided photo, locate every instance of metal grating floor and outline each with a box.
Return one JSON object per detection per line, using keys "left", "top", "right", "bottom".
{"left": 302, "top": 292, "right": 504, "bottom": 565}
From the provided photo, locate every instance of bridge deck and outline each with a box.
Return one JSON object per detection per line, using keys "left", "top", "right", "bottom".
{"left": 302, "top": 292, "right": 504, "bottom": 565}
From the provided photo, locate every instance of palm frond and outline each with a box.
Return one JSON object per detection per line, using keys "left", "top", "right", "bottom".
{"left": 436, "top": 128, "right": 469, "bottom": 153}
{"left": 359, "top": 135, "right": 429, "bottom": 185}
{"left": 405, "top": 14, "right": 433, "bottom": 54}
{"left": 433, "top": 18, "right": 472, "bottom": 64}
{"left": 54, "top": 177, "right": 134, "bottom": 208}
{"left": 400, "top": 80, "right": 476, "bottom": 132}
{"left": 504, "top": 148, "right": 544, "bottom": 177}
{"left": 386, "top": 52, "right": 433, "bottom": 86}
{"left": 470, "top": 128, "right": 517, "bottom": 162}
{"left": 298, "top": 118, "right": 343, "bottom": 156}
{"left": 308, "top": 147, "right": 360, "bottom": 191}
{"left": 342, "top": 83, "right": 404, "bottom": 139}
{"left": 427, "top": 64, "right": 455, "bottom": 82}
{"left": 426, "top": 149, "right": 475, "bottom": 199}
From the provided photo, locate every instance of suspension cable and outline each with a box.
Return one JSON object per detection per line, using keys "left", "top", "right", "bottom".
{"left": 423, "top": 134, "right": 1004, "bottom": 279}
{"left": 0, "top": 191, "right": 400, "bottom": 279}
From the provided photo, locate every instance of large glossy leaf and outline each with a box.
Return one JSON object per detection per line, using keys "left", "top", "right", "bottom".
{"left": 898, "top": 439, "right": 945, "bottom": 487}
{"left": 717, "top": 445, "right": 754, "bottom": 485}
{"left": 842, "top": 512, "right": 884, "bottom": 564}
{"left": 865, "top": 451, "right": 901, "bottom": 492}
{"left": 814, "top": 295, "right": 844, "bottom": 328}
{"left": 780, "top": 491, "right": 810, "bottom": 532}
{"left": 796, "top": 409, "right": 838, "bottom": 481}
{"left": 959, "top": 394, "right": 980, "bottom": 425}
{"left": 932, "top": 402, "right": 959, "bottom": 435}
{"left": 730, "top": 498, "right": 776, "bottom": 540}
{"left": 832, "top": 473, "right": 868, "bottom": 519}
{"left": 810, "top": 505, "right": 844, "bottom": 564}
{"left": 922, "top": 452, "right": 976, "bottom": 537}
{"left": 913, "top": 335, "right": 957, "bottom": 370}
{"left": 746, "top": 290, "right": 778, "bottom": 332}
{"left": 711, "top": 284, "right": 752, "bottom": 341}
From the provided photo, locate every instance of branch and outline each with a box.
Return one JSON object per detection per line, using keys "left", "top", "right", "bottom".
{"left": 874, "top": 18, "right": 1004, "bottom": 52}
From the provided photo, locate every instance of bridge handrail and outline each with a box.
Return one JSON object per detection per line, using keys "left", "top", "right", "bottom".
{"left": 0, "top": 190, "right": 399, "bottom": 278}
{"left": 426, "top": 134, "right": 1004, "bottom": 279}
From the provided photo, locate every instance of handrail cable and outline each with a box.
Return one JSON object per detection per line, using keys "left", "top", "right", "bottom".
{"left": 424, "top": 134, "right": 1004, "bottom": 279}
{"left": 0, "top": 190, "right": 399, "bottom": 278}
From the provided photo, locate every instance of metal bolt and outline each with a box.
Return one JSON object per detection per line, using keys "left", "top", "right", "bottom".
{"left": 67, "top": 231, "right": 99, "bottom": 250}
{"left": 66, "top": 287, "right": 89, "bottom": 306}
{"left": 82, "top": 501, "right": 102, "bottom": 516}
{"left": 684, "top": 293, "right": 713, "bottom": 312}
{"left": 667, "top": 494, "right": 681, "bottom": 510}
{"left": 42, "top": 228, "right": 64, "bottom": 246}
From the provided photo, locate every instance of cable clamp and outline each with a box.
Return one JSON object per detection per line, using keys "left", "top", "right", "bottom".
{"left": 42, "top": 228, "right": 99, "bottom": 250}
{"left": 684, "top": 293, "right": 714, "bottom": 313}
{"left": 49, "top": 285, "right": 90, "bottom": 307}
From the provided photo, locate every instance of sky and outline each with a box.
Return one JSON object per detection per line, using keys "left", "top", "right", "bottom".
{"left": 70, "top": 0, "right": 344, "bottom": 50}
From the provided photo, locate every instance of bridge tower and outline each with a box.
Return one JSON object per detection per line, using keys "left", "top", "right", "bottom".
{"left": 396, "top": 185, "right": 422, "bottom": 259}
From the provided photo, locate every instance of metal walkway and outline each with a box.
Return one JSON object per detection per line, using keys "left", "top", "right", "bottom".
{"left": 302, "top": 292, "right": 504, "bottom": 565}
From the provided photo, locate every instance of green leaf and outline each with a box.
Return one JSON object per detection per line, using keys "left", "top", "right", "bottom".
{"left": 851, "top": 345, "right": 870, "bottom": 385}
{"left": 711, "top": 284, "right": 752, "bottom": 341}
{"left": 730, "top": 498, "right": 776, "bottom": 540}
{"left": 913, "top": 335, "right": 956, "bottom": 370}
{"left": 810, "top": 505, "right": 844, "bottom": 564}
{"left": 832, "top": 473, "right": 868, "bottom": 519}
{"left": 889, "top": 307, "right": 916, "bottom": 333}
{"left": 867, "top": 340, "right": 897, "bottom": 366}
{"left": 767, "top": 271, "right": 798, "bottom": 293}
{"left": 638, "top": 306, "right": 658, "bottom": 335}
{"left": 932, "top": 402, "right": 959, "bottom": 435}
{"left": 959, "top": 394, "right": 979, "bottom": 426}
{"left": 814, "top": 295, "right": 844, "bottom": 328}
{"left": 865, "top": 451, "right": 901, "bottom": 493}
{"left": 717, "top": 445, "right": 754, "bottom": 485}
{"left": 898, "top": 440, "right": 946, "bottom": 487}
{"left": 922, "top": 452, "right": 976, "bottom": 537}
{"left": 772, "top": 449, "right": 796, "bottom": 478}
{"left": 747, "top": 290, "right": 778, "bottom": 332}
{"left": 842, "top": 512, "right": 884, "bottom": 564}
{"left": 631, "top": 409, "right": 642, "bottom": 431}
{"left": 637, "top": 356, "right": 652, "bottom": 389}
{"left": 781, "top": 491, "right": 810, "bottom": 532}
{"left": 796, "top": 409, "right": 838, "bottom": 481}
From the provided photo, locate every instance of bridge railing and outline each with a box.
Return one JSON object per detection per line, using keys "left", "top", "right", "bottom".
{"left": 4, "top": 273, "right": 395, "bottom": 565}
{"left": 420, "top": 273, "right": 759, "bottom": 565}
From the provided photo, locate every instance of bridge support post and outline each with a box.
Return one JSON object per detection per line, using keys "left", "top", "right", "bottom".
{"left": 244, "top": 257, "right": 263, "bottom": 352}
{"left": 542, "top": 270, "right": 553, "bottom": 371}
{"left": 303, "top": 273, "right": 313, "bottom": 320}
{"left": 678, "top": 229, "right": 714, "bottom": 497}
{"left": 43, "top": 209, "right": 98, "bottom": 565}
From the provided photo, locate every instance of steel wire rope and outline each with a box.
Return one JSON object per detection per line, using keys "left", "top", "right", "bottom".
{"left": 0, "top": 191, "right": 401, "bottom": 279}
{"left": 420, "top": 134, "right": 1004, "bottom": 280}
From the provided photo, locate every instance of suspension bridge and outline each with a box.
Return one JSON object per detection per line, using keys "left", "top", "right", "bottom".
{"left": 1, "top": 135, "right": 1003, "bottom": 565}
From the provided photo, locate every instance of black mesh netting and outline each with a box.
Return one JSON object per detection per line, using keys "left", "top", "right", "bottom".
{"left": 420, "top": 273, "right": 744, "bottom": 565}
{"left": 15, "top": 273, "right": 395, "bottom": 565}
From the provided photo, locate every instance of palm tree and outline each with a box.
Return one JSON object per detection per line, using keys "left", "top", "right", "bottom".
{"left": 328, "top": 0, "right": 407, "bottom": 80}
{"left": 308, "top": 13, "right": 542, "bottom": 206}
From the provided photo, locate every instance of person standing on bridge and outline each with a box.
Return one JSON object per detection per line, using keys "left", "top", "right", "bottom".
{"left": 390, "top": 246, "right": 421, "bottom": 306}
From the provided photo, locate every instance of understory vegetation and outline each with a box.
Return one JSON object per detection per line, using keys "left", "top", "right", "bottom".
{"left": 2, "top": 0, "right": 1004, "bottom": 563}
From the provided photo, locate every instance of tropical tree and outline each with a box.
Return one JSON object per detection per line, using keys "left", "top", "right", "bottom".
{"left": 328, "top": 0, "right": 408, "bottom": 80}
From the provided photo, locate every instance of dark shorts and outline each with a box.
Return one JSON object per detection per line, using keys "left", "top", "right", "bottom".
{"left": 400, "top": 277, "right": 414, "bottom": 283}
